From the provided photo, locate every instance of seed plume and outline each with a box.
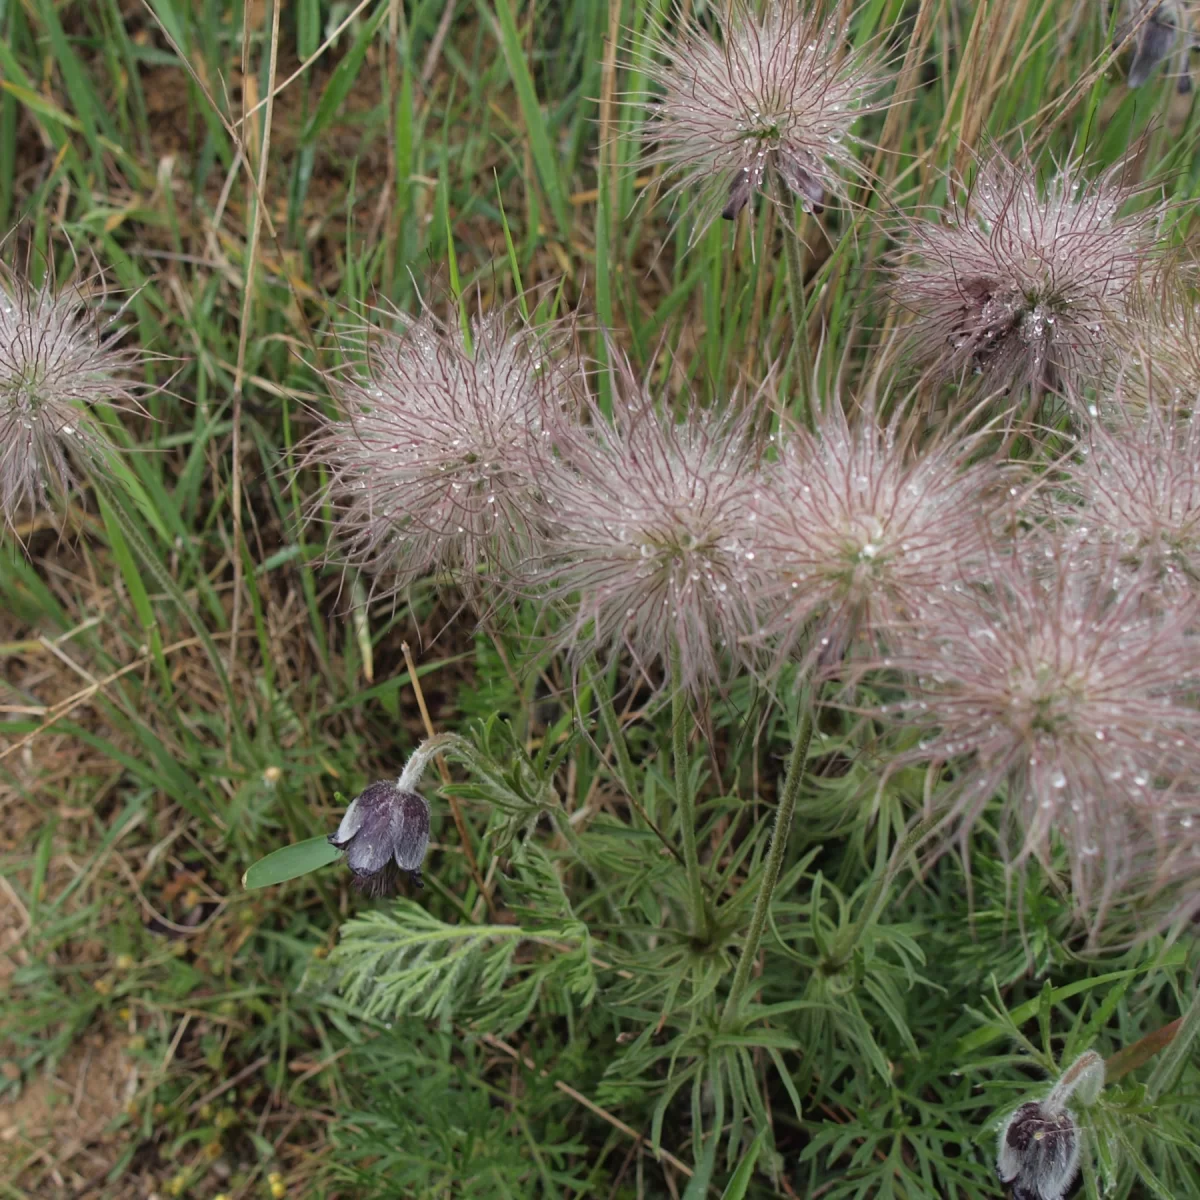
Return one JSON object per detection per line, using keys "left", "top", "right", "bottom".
{"left": 632, "top": 1, "right": 887, "bottom": 237}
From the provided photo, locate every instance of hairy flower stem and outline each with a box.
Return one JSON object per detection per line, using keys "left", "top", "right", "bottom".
{"left": 784, "top": 214, "right": 814, "bottom": 421}
{"left": 722, "top": 685, "right": 816, "bottom": 1021}
{"left": 671, "top": 643, "right": 710, "bottom": 942}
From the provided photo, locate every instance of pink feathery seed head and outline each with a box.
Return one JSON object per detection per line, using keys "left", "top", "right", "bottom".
{"left": 1063, "top": 403, "right": 1200, "bottom": 591}
{"left": 751, "top": 406, "right": 1001, "bottom": 671}
{"left": 534, "top": 369, "right": 772, "bottom": 695}
{"left": 888, "top": 541, "right": 1200, "bottom": 932}
{"left": 895, "top": 146, "right": 1162, "bottom": 396}
{"left": 1104, "top": 270, "right": 1200, "bottom": 414}
{"left": 0, "top": 262, "right": 151, "bottom": 532}
{"left": 630, "top": 1, "right": 890, "bottom": 240}
{"left": 305, "top": 303, "right": 584, "bottom": 597}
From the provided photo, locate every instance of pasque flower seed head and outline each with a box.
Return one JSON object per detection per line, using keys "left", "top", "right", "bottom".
{"left": 1062, "top": 402, "right": 1200, "bottom": 590}
{"left": 888, "top": 541, "right": 1200, "bottom": 932}
{"left": 897, "top": 147, "right": 1159, "bottom": 396}
{"left": 632, "top": 1, "right": 888, "bottom": 237}
{"left": 533, "top": 359, "right": 770, "bottom": 695}
{"left": 306, "top": 303, "right": 580, "bottom": 596}
{"left": 752, "top": 407, "right": 997, "bottom": 669}
{"left": 0, "top": 262, "right": 150, "bottom": 531}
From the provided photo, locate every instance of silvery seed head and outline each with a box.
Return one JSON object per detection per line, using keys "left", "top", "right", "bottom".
{"left": 896, "top": 147, "right": 1159, "bottom": 396}
{"left": 631, "top": 1, "right": 888, "bottom": 239}
{"left": 305, "top": 302, "right": 581, "bottom": 597}
{"left": 751, "top": 407, "right": 998, "bottom": 670}
{"left": 889, "top": 541, "right": 1200, "bottom": 932}
{"left": 531, "top": 358, "right": 770, "bottom": 695}
{"left": 1104, "top": 274, "right": 1200, "bottom": 414}
{"left": 0, "top": 262, "right": 150, "bottom": 532}
{"left": 996, "top": 1051, "right": 1104, "bottom": 1200}
{"left": 1061, "top": 402, "right": 1200, "bottom": 591}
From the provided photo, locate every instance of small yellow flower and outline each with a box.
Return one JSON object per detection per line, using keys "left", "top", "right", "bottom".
{"left": 165, "top": 1174, "right": 188, "bottom": 1197}
{"left": 115, "top": 953, "right": 135, "bottom": 970}
{"left": 268, "top": 1170, "right": 286, "bottom": 1198}
{"left": 263, "top": 765, "right": 283, "bottom": 785}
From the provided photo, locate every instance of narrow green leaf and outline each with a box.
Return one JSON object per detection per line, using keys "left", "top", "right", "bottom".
{"left": 720, "top": 1128, "right": 768, "bottom": 1200}
{"left": 485, "top": 0, "right": 571, "bottom": 237}
{"left": 301, "top": 3, "right": 389, "bottom": 144}
{"left": 682, "top": 1126, "right": 717, "bottom": 1200}
{"left": 243, "top": 836, "right": 342, "bottom": 890}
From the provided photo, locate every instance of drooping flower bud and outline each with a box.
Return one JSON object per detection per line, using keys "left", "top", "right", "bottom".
{"left": 996, "top": 1051, "right": 1105, "bottom": 1200}
{"left": 328, "top": 781, "right": 431, "bottom": 896}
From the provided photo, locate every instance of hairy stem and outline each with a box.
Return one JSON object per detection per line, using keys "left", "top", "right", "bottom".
{"left": 722, "top": 686, "right": 816, "bottom": 1021}
{"left": 783, "top": 209, "right": 814, "bottom": 423}
{"left": 671, "top": 644, "right": 710, "bottom": 941}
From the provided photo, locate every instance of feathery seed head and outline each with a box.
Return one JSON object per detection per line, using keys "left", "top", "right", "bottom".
{"left": 889, "top": 543, "right": 1200, "bottom": 930}
{"left": 897, "top": 148, "right": 1158, "bottom": 395}
{"left": 1105, "top": 275, "right": 1200, "bottom": 414}
{"left": 1063, "top": 404, "right": 1200, "bottom": 588}
{"left": 753, "top": 408, "right": 997, "bottom": 667}
{"left": 535, "top": 371, "right": 770, "bottom": 693}
{"left": 307, "top": 305, "right": 580, "bottom": 595}
{"left": 0, "top": 263, "right": 148, "bottom": 531}
{"left": 633, "top": 1, "right": 888, "bottom": 237}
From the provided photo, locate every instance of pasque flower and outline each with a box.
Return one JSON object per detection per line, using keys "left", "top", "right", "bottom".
{"left": 328, "top": 741, "right": 442, "bottom": 897}
{"left": 888, "top": 541, "right": 1200, "bottom": 931}
{"left": 897, "top": 147, "right": 1159, "bottom": 395}
{"left": 1061, "top": 402, "right": 1200, "bottom": 589}
{"left": 307, "top": 303, "right": 580, "bottom": 595}
{"left": 997, "top": 1051, "right": 1105, "bottom": 1200}
{"left": 752, "top": 407, "right": 998, "bottom": 668}
{"left": 0, "top": 262, "right": 149, "bottom": 530}
{"left": 633, "top": 1, "right": 888, "bottom": 236}
{"left": 533, "top": 359, "right": 770, "bottom": 694}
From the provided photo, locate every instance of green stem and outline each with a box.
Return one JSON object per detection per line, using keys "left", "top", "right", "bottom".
{"left": 671, "top": 645, "right": 709, "bottom": 941}
{"left": 586, "top": 660, "right": 683, "bottom": 869}
{"left": 827, "top": 810, "right": 939, "bottom": 969}
{"left": 722, "top": 687, "right": 816, "bottom": 1021}
{"left": 783, "top": 212, "right": 814, "bottom": 424}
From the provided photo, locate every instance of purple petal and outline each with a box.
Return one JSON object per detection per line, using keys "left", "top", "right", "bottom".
{"left": 392, "top": 790, "right": 431, "bottom": 872}
{"left": 338, "top": 781, "right": 405, "bottom": 875}
{"left": 329, "top": 795, "right": 366, "bottom": 847}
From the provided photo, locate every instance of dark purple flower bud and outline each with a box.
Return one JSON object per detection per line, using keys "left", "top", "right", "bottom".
{"left": 995, "top": 1051, "right": 1104, "bottom": 1200}
{"left": 329, "top": 781, "right": 431, "bottom": 896}
{"left": 996, "top": 1103, "right": 1079, "bottom": 1200}
{"left": 721, "top": 168, "right": 755, "bottom": 221}
{"left": 776, "top": 153, "right": 826, "bottom": 214}
{"left": 1120, "top": 2, "right": 1179, "bottom": 88}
